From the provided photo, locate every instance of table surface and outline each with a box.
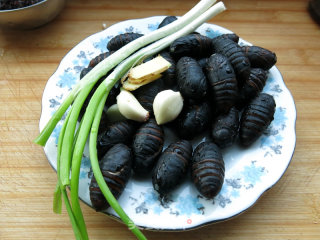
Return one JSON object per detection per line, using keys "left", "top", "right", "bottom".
{"left": 1, "top": 0, "right": 320, "bottom": 239}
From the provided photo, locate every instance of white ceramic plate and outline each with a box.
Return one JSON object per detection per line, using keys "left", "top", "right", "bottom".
{"left": 39, "top": 16, "right": 296, "bottom": 231}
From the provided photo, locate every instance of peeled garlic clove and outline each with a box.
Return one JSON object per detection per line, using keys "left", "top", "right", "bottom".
{"left": 105, "top": 104, "right": 127, "bottom": 123}
{"left": 153, "top": 90, "right": 184, "bottom": 125}
{"left": 117, "top": 88, "right": 149, "bottom": 122}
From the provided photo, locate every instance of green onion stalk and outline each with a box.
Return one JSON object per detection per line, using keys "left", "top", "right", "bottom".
{"left": 34, "top": 0, "right": 218, "bottom": 147}
{"left": 34, "top": 1, "right": 226, "bottom": 239}
{"left": 68, "top": 2, "right": 226, "bottom": 239}
{"left": 53, "top": 109, "right": 84, "bottom": 239}
{"left": 75, "top": 2, "right": 226, "bottom": 239}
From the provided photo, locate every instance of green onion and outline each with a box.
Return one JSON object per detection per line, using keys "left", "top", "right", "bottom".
{"left": 53, "top": 109, "right": 86, "bottom": 239}
{"left": 33, "top": 0, "right": 218, "bottom": 147}
{"left": 53, "top": 183, "right": 62, "bottom": 214}
{"left": 72, "top": 2, "right": 225, "bottom": 239}
{"left": 34, "top": 1, "right": 226, "bottom": 239}
{"left": 61, "top": 187, "right": 84, "bottom": 240}
{"left": 53, "top": 108, "right": 72, "bottom": 214}
{"left": 89, "top": 92, "right": 147, "bottom": 240}
{"left": 89, "top": 94, "right": 146, "bottom": 239}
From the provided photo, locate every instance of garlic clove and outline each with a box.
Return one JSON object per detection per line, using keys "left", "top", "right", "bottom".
{"left": 117, "top": 88, "right": 149, "bottom": 122}
{"left": 105, "top": 104, "right": 127, "bottom": 123}
{"left": 153, "top": 90, "right": 184, "bottom": 125}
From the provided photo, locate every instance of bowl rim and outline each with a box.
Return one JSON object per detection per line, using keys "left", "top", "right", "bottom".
{"left": 0, "top": 0, "right": 48, "bottom": 12}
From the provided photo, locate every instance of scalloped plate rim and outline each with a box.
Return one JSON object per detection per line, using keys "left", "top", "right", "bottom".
{"left": 39, "top": 15, "right": 297, "bottom": 231}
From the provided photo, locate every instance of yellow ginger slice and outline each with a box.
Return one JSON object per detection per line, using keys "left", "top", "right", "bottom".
{"left": 122, "top": 74, "right": 162, "bottom": 91}
{"left": 128, "top": 55, "right": 171, "bottom": 83}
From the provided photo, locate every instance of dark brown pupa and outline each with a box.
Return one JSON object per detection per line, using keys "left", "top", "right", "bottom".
{"left": 176, "top": 100, "right": 211, "bottom": 140}
{"left": 241, "top": 45, "right": 277, "bottom": 70}
{"left": 213, "top": 33, "right": 240, "bottom": 43}
{"left": 211, "top": 107, "right": 240, "bottom": 148}
{"left": 239, "top": 93, "right": 276, "bottom": 146}
{"left": 206, "top": 53, "right": 238, "bottom": 114}
{"left": 107, "top": 32, "right": 144, "bottom": 51}
{"left": 191, "top": 141, "right": 225, "bottom": 199}
{"left": 159, "top": 51, "right": 177, "bottom": 88}
{"left": 158, "top": 16, "right": 178, "bottom": 29}
{"left": 89, "top": 143, "right": 132, "bottom": 211}
{"left": 237, "top": 68, "right": 268, "bottom": 109}
{"left": 176, "top": 56, "right": 208, "bottom": 100}
{"left": 152, "top": 140, "right": 193, "bottom": 195}
{"left": 88, "top": 51, "right": 115, "bottom": 68}
{"left": 105, "top": 84, "right": 121, "bottom": 108}
{"left": 132, "top": 118, "right": 164, "bottom": 176}
{"left": 97, "top": 120, "right": 137, "bottom": 159}
{"left": 170, "top": 33, "right": 213, "bottom": 59}
{"left": 133, "top": 79, "right": 164, "bottom": 113}
{"left": 197, "top": 58, "right": 208, "bottom": 69}
{"left": 211, "top": 37, "right": 251, "bottom": 85}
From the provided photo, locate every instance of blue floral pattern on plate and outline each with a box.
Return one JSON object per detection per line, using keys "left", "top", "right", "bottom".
{"left": 39, "top": 16, "right": 296, "bottom": 231}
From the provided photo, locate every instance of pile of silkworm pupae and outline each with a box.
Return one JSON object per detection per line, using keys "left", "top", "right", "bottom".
{"left": 83, "top": 16, "right": 277, "bottom": 211}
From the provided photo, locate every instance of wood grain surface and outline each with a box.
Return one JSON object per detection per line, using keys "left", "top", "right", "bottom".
{"left": 1, "top": 0, "right": 320, "bottom": 239}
